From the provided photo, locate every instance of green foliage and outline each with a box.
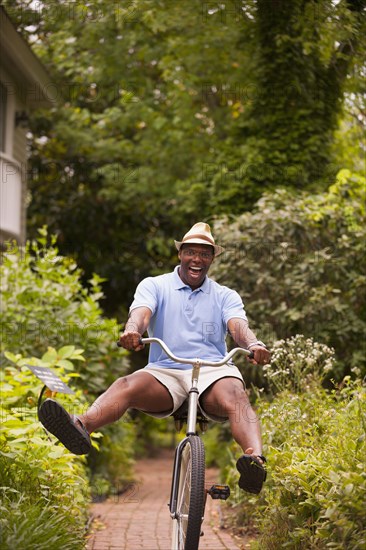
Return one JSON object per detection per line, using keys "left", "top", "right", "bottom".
{"left": 1, "top": 228, "right": 129, "bottom": 393}
{"left": 0, "top": 232, "right": 137, "bottom": 504}
{"left": 1, "top": 497, "right": 85, "bottom": 550}
{"left": 131, "top": 413, "right": 176, "bottom": 456}
{"left": 87, "top": 421, "right": 136, "bottom": 500}
{"left": 0, "top": 348, "right": 90, "bottom": 549}
{"left": 203, "top": 423, "right": 233, "bottom": 470}
{"left": 4, "top": 0, "right": 365, "bottom": 314}
{"left": 2, "top": 2, "right": 366, "bottom": 539}
{"left": 254, "top": 382, "right": 366, "bottom": 549}
{"left": 229, "top": 0, "right": 366, "bottom": 197}
{"left": 223, "top": 338, "right": 366, "bottom": 549}
{"left": 211, "top": 171, "right": 366, "bottom": 378}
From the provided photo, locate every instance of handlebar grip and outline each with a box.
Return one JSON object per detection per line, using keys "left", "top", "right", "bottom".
{"left": 248, "top": 350, "right": 254, "bottom": 360}
{"left": 116, "top": 338, "right": 144, "bottom": 348}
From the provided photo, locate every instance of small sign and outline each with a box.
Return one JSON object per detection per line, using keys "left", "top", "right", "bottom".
{"left": 27, "top": 366, "right": 74, "bottom": 394}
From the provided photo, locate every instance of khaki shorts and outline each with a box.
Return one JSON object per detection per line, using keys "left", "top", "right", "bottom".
{"left": 141, "top": 364, "right": 245, "bottom": 422}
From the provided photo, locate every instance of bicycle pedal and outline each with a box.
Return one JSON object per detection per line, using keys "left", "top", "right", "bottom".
{"left": 207, "top": 484, "right": 230, "bottom": 500}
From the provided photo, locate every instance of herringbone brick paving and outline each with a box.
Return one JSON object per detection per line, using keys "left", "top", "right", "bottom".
{"left": 86, "top": 449, "right": 250, "bottom": 550}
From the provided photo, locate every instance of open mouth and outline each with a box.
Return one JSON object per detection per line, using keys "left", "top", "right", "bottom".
{"left": 189, "top": 266, "right": 203, "bottom": 277}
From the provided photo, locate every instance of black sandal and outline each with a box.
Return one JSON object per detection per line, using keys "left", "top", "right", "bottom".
{"left": 236, "top": 454, "right": 267, "bottom": 494}
{"left": 39, "top": 398, "right": 91, "bottom": 455}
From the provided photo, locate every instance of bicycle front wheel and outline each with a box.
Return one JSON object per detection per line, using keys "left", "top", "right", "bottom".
{"left": 172, "top": 435, "right": 205, "bottom": 550}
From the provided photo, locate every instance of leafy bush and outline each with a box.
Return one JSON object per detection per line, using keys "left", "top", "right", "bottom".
{"left": 255, "top": 384, "right": 365, "bottom": 549}
{"left": 0, "top": 232, "right": 137, "bottom": 511}
{"left": 1, "top": 228, "right": 129, "bottom": 393}
{"left": 87, "top": 420, "right": 136, "bottom": 500}
{"left": 212, "top": 170, "right": 366, "bottom": 378}
{"left": 222, "top": 338, "right": 366, "bottom": 549}
{"left": 0, "top": 348, "right": 90, "bottom": 549}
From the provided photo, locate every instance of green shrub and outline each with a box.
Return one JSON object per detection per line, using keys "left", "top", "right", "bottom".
{"left": 0, "top": 233, "right": 140, "bottom": 533}
{"left": 0, "top": 228, "right": 129, "bottom": 393}
{"left": 0, "top": 230, "right": 137, "bottom": 497}
{"left": 87, "top": 420, "right": 136, "bottom": 500}
{"left": 222, "top": 338, "right": 365, "bottom": 549}
{"left": 0, "top": 348, "right": 91, "bottom": 549}
{"left": 212, "top": 170, "right": 366, "bottom": 379}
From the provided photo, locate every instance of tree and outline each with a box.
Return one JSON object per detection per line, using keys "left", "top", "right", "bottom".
{"left": 247, "top": 0, "right": 365, "bottom": 187}
{"left": 179, "top": 0, "right": 366, "bottom": 212}
{"left": 4, "top": 0, "right": 365, "bottom": 314}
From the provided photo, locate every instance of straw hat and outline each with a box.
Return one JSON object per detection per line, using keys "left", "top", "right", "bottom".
{"left": 174, "top": 222, "right": 224, "bottom": 256}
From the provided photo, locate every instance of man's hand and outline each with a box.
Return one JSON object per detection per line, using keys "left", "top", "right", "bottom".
{"left": 118, "top": 331, "right": 145, "bottom": 352}
{"left": 119, "top": 307, "right": 152, "bottom": 351}
{"left": 248, "top": 345, "right": 271, "bottom": 365}
{"left": 227, "top": 319, "right": 270, "bottom": 365}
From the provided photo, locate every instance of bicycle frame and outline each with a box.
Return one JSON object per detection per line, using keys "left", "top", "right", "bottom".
{"left": 140, "top": 336, "right": 252, "bottom": 437}
{"left": 169, "top": 358, "right": 201, "bottom": 519}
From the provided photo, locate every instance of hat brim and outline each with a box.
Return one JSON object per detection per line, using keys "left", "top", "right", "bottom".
{"left": 174, "top": 239, "right": 224, "bottom": 256}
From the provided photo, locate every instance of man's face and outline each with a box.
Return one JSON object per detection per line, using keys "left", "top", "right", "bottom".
{"left": 178, "top": 244, "right": 214, "bottom": 289}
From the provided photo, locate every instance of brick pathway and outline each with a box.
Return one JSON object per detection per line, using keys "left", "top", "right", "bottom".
{"left": 86, "top": 449, "right": 248, "bottom": 550}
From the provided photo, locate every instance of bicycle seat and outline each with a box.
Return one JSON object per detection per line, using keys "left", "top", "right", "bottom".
{"left": 172, "top": 400, "right": 209, "bottom": 433}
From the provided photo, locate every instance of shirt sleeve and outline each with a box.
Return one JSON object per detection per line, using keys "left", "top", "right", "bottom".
{"left": 222, "top": 289, "right": 247, "bottom": 326}
{"left": 129, "top": 277, "right": 158, "bottom": 315}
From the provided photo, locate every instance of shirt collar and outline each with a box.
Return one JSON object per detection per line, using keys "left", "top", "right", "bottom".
{"left": 173, "top": 265, "right": 210, "bottom": 293}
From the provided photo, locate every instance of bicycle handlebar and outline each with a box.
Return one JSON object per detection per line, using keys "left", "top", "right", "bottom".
{"left": 117, "top": 336, "right": 254, "bottom": 365}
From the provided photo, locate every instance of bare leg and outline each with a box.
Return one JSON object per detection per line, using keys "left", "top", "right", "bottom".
{"left": 79, "top": 371, "right": 174, "bottom": 433}
{"left": 200, "top": 378, "right": 263, "bottom": 457}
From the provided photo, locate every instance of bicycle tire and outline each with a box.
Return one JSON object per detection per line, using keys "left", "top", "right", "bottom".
{"left": 172, "top": 435, "right": 205, "bottom": 550}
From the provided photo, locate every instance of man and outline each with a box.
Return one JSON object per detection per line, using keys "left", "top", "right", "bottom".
{"left": 39, "top": 222, "right": 270, "bottom": 494}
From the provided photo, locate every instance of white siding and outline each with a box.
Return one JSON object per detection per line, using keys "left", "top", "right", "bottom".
{"left": 0, "top": 153, "right": 22, "bottom": 238}
{"left": 13, "top": 125, "right": 27, "bottom": 242}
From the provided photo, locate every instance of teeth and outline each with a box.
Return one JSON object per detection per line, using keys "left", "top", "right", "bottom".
{"left": 190, "top": 267, "right": 201, "bottom": 271}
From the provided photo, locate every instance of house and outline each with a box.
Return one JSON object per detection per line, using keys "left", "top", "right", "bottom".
{"left": 0, "top": 6, "right": 56, "bottom": 245}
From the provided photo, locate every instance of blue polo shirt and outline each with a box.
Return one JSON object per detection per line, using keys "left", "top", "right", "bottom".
{"left": 129, "top": 266, "right": 247, "bottom": 370}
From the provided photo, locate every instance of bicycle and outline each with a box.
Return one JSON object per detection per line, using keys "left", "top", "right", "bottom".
{"left": 137, "top": 337, "right": 253, "bottom": 550}
{"left": 34, "top": 337, "right": 254, "bottom": 549}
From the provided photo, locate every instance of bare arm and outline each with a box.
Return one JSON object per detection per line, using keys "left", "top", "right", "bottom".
{"left": 119, "top": 306, "right": 152, "bottom": 351}
{"left": 227, "top": 317, "right": 270, "bottom": 365}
